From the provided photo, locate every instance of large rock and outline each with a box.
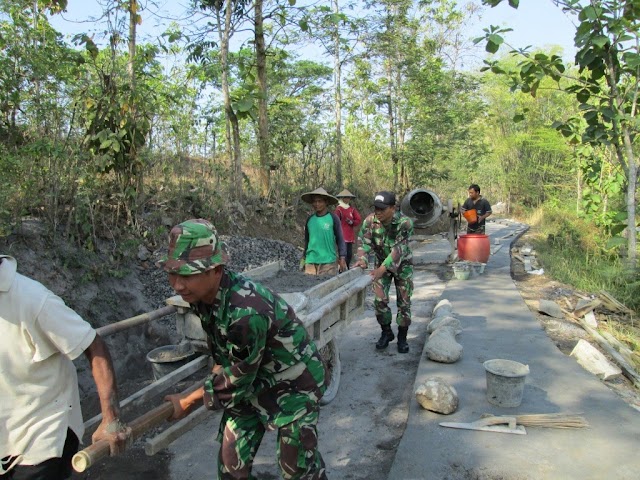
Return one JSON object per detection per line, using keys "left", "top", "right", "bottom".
{"left": 538, "top": 299, "right": 564, "bottom": 318}
{"left": 427, "top": 315, "right": 461, "bottom": 335}
{"left": 415, "top": 377, "right": 459, "bottom": 414}
{"left": 432, "top": 299, "right": 453, "bottom": 318}
{"left": 425, "top": 326, "right": 463, "bottom": 363}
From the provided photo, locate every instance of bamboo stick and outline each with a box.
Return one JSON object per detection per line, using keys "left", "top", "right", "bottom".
{"left": 145, "top": 405, "right": 215, "bottom": 456}
{"left": 83, "top": 355, "right": 209, "bottom": 433}
{"left": 96, "top": 305, "right": 177, "bottom": 337}
{"left": 72, "top": 380, "right": 203, "bottom": 473}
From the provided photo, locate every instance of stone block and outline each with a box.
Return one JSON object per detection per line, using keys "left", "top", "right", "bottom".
{"left": 570, "top": 339, "right": 622, "bottom": 380}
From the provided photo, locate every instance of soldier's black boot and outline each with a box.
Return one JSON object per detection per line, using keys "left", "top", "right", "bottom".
{"left": 397, "top": 326, "right": 409, "bottom": 353}
{"left": 375, "top": 325, "right": 395, "bottom": 350}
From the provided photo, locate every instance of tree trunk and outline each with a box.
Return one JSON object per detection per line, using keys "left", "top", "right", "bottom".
{"left": 333, "top": 0, "right": 343, "bottom": 188}
{"left": 386, "top": 61, "right": 398, "bottom": 190}
{"left": 255, "top": 0, "right": 270, "bottom": 195}
{"left": 215, "top": 8, "right": 233, "bottom": 169}
{"left": 128, "top": 0, "right": 137, "bottom": 91}
{"left": 128, "top": 0, "right": 143, "bottom": 207}
{"left": 604, "top": 46, "right": 636, "bottom": 268}
{"left": 622, "top": 127, "right": 638, "bottom": 268}
{"left": 219, "top": 0, "right": 242, "bottom": 199}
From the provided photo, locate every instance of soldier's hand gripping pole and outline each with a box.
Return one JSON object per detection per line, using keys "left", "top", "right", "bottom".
{"left": 72, "top": 380, "right": 204, "bottom": 473}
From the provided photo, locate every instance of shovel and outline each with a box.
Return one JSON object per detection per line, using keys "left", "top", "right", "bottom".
{"left": 440, "top": 416, "right": 526, "bottom": 435}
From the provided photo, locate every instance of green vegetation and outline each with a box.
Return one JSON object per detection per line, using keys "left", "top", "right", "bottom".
{"left": 0, "top": 0, "right": 637, "bottom": 324}
{"left": 526, "top": 204, "right": 639, "bottom": 313}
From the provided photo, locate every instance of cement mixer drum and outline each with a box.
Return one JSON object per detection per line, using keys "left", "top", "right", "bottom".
{"left": 400, "top": 188, "right": 443, "bottom": 228}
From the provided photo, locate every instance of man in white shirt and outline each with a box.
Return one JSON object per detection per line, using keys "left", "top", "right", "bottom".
{"left": 0, "top": 255, "right": 130, "bottom": 479}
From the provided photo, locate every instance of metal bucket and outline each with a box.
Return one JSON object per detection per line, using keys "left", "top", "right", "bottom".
{"left": 146, "top": 344, "right": 197, "bottom": 381}
{"left": 483, "top": 359, "right": 530, "bottom": 407}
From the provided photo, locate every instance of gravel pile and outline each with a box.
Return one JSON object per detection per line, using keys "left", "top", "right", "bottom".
{"left": 139, "top": 235, "right": 304, "bottom": 310}
{"left": 222, "top": 235, "right": 303, "bottom": 273}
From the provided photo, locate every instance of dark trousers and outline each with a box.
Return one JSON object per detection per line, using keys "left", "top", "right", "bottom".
{"left": 345, "top": 243, "right": 354, "bottom": 268}
{"left": 1, "top": 429, "right": 79, "bottom": 480}
{"left": 466, "top": 224, "right": 486, "bottom": 234}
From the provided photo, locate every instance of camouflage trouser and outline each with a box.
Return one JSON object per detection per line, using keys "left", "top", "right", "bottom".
{"left": 217, "top": 407, "right": 327, "bottom": 480}
{"left": 373, "top": 263, "right": 413, "bottom": 328}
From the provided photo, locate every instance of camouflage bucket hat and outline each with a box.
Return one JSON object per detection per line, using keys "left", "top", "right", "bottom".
{"left": 158, "top": 219, "right": 229, "bottom": 275}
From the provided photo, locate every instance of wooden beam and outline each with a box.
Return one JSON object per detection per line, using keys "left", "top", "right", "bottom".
{"left": 145, "top": 405, "right": 217, "bottom": 456}
{"left": 573, "top": 299, "right": 602, "bottom": 318}
{"left": 73, "top": 381, "right": 204, "bottom": 472}
{"left": 83, "top": 355, "right": 209, "bottom": 433}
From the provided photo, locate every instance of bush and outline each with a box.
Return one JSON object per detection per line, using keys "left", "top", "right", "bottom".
{"left": 526, "top": 204, "right": 639, "bottom": 313}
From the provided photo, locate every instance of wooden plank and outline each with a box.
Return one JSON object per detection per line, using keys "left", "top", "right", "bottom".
{"left": 512, "top": 253, "right": 525, "bottom": 263}
{"left": 573, "top": 298, "right": 602, "bottom": 318}
{"left": 575, "top": 316, "right": 640, "bottom": 389}
{"left": 598, "top": 290, "right": 633, "bottom": 314}
{"left": 300, "top": 275, "right": 372, "bottom": 329}
{"left": 601, "top": 331, "right": 636, "bottom": 366}
{"left": 83, "top": 355, "right": 209, "bottom": 433}
{"left": 145, "top": 405, "right": 217, "bottom": 456}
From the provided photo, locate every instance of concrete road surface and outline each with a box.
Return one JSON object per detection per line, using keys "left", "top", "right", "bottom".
{"left": 388, "top": 220, "right": 640, "bottom": 480}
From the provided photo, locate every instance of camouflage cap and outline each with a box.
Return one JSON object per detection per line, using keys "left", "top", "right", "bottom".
{"left": 158, "top": 219, "right": 229, "bottom": 275}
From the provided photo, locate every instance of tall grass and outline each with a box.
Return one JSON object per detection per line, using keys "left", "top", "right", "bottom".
{"left": 522, "top": 205, "right": 639, "bottom": 359}
{"left": 524, "top": 205, "right": 639, "bottom": 314}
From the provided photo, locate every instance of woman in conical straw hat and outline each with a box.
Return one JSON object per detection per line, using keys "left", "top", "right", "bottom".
{"left": 335, "top": 189, "right": 362, "bottom": 269}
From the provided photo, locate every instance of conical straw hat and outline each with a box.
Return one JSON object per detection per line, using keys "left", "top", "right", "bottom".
{"left": 336, "top": 189, "right": 356, "bottom": 198}
{"left": 301, "top": 187, "right": 339, "bottom": 205}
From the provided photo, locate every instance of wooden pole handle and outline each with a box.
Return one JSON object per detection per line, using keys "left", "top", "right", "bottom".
{"left": 72, "top": 381, "right": 203, "bottom": 472}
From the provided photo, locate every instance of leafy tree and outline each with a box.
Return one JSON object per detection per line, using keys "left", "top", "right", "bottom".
{"left": 299, "top": 0, "right": 366, "bottom": 188}
{"left": 0, "top": 0, "right": 80, "bottom": 144}
{"left": 478, "top": 0, "right": 639, "bottom": 268}
{"left": 190, "top": 0, "right": 252, "bottom": 199}
{"left": 478, "top": 51, "right": 578, "bottom": 212}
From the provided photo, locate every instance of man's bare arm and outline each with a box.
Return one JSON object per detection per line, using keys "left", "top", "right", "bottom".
{"left": 84, "top": 335, "right": 131, "bottom": 455}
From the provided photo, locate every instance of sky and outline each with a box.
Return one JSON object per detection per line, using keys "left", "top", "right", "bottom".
{"left": 48, "top": 0, "right": 579, "bottom": 68}
{"left": 473, "top": 0, "right": 577, "bottom": 59}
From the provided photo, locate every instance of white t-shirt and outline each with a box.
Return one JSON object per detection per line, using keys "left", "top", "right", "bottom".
{"left": 0, "top": 255, "right": 96, "bottom": 469}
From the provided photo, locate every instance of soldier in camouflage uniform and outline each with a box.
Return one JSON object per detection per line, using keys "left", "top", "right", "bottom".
{"left": 158, "top": 219, "right": 328, "bottom": 480}
{"left": 354, "top": 192, "right": 414, "bottom": 353}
